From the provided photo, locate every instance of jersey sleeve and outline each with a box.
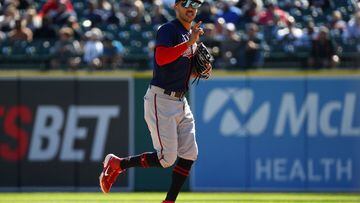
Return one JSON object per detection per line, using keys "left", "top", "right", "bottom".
{"left": 156, "top": 23, "right": 177, "bottom": 47}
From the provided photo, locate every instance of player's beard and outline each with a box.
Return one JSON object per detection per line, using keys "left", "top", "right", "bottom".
{"left": 179, "top": 9, "right": 196, "bottom": 23}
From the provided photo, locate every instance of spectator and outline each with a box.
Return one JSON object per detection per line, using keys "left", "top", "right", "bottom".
{"left": 161, "top": 0, "right": 175, "bottom": 8}
{"left": 119, "top": 0, "right": 133, "bottom": 14}
{"left": 83, "top": 28, "right": 104, "bottom": 69}
{"left": 239, "top": 23, "right": 266, "bottom": 69}
{"left": 95, "top": 0, "right": 112, "bottom": 21}
{"left": 202, "top": 23, "right": 217, "bottom": 39}
{"left": 0, "top": 5, "right": 19, "bottom": 32}
{"left": 120, "top": 0, "right": 148, "bottom": 24}
{"left": 0, "top": 0, "right": 16, "bottom": 9}
{"left": 200, "top": 23, "right": 221, "bottom": 61}
{"left": 8, "top": 18, "right": 33, "bottom": 42}
{"left": 106, "top": 5, "right": 126, "bottom": 26}
{"left": 33, "top": 16, "right": 57, "bottom": 39}
{"left": 261, "top": 14, "right": 285, "bottom": 42}
{"left": 2, "top": 0, "right": 33, "bottom": 10}
{"left": 201, "top": 23, "right": 219, "bottom": 44}
{"left": 257, "top": 0, "right": 289, "bottom": 26}
{"left": 343, "top": 11, "right": 360, "bottom": 41}
{"left": 14, "top": 0, "right": 33, "bottom": 10}
{"left": 276, "top": 16, "right": 304, "bottom": 53}
{"left": 283, "top": 0, "right": 309, "bottom": 11}
{"left": 66, "top": 15, "right": 83, "bottom": 40}
{"left": 150, "top": 0, "right": 172, "bottom": 25}
{"left": 128, "top": 0, "right": 151, "bottom": 24}
{"left": 0, "top": 31, "right": 6, "bottom": 41}
{"left": 216, "top": 1, "right": 242, "bottom": 25}
{"left": 0, "top": 0, "right": 357, "bottom": 69}
{"left": 142, "top": 0, "right": 155, "bottom": 4}
{"left": 101, "top": 34, "right": 125, "bottom": 69}
{"left": 24, "top": 8, "right": 38, "bottom": 31}
{"left": 83, "top": 1, "right": 103, "bottom": 27}
{"left": 329, "top": 10, "right": 347, "bottom": 37}
{"left": 196, "top": 1, "right": 217, "bottom": 24}
{"left": 308, "top": 26, "right": 339, "bottom": 68}
{"left": 301, "top": 20, "right": 318, "bottom": 47}
{"left": 241, "top": 0, "right": 263, "bottom": 23}
{"left": 213, "top": 17, "right": 227, "bottom": 41}
{"left": 50, "top": 27, "right": 81, "bottom": 69}
{"left": 217, "top": 23, "right": 242, "bottom": 68}
{"left": 51, "top": 0, "right": 76, "bottom": 26}
{"left": 38, "top": 0, "right": 74, "bottom": 18}
{"left": 309, "top": 0, "right": 330, "bottom": 10}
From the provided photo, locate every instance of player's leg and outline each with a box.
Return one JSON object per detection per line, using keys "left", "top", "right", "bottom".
{"left": 102, "top": 87, "right": 170, "bottom": 171}
{"left": 164, "top": 158, "right": 194, "bottom": 202}
{"left": 100, "top": 88, "right": 179, "bottom": 193}
{"left": 99, "top": 153, "right": 125, "bottom": 193}
{"left": 143, "top": 88, "right": 181, "bottom": 168}
{"left": 164, "top": 98, "right": 198, "bottom": 202}
{"left": 99, "top": 147, "right": 163, "bottom": 193}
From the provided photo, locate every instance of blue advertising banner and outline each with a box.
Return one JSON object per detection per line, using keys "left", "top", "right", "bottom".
{"left": 190, "top": 76, "right": 360, "bottom": 191}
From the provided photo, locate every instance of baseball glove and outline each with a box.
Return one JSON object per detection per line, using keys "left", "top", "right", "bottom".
{"left": 192, "top": 42, "right": 214, "bottom": 84}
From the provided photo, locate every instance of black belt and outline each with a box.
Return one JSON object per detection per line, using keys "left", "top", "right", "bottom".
{"left": 164, "top": 90, "right": 185, "bottom": 98}
{"left": 150, "top": 85, "right": 185, "bottom": 99}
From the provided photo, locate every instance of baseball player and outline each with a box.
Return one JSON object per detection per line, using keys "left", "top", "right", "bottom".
{"left": 99, "top": 1, "right": 211, "bottom": 202}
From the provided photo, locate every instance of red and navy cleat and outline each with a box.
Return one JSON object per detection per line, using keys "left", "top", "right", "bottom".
{"left": 162, "top": 201, "right": 175, "bottom": 203}
{"left": 99, "top": 154, "right": 125, "bottom": 193}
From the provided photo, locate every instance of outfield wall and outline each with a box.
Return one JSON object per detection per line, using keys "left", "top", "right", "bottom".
{"left": 0, "top": 70, "right": 359, "bottom": 192}
{"left": 190, "top": 75, "right": 360, "bottom": 191}
{"left": 0, "top": 76, "right": 134, "bottom": 191}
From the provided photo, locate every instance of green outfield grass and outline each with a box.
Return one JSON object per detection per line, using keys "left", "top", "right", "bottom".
{"left": 0, "top": 192, "right": 359, "bottom": 203}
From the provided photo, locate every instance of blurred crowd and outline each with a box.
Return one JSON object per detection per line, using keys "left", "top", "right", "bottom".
{"left": 0, "top": 0, "right": 359, "bottom": 70}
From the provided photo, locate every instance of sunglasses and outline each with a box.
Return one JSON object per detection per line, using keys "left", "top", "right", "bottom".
{"left": 180, "top": 0, "right": 202, "bottom": 9}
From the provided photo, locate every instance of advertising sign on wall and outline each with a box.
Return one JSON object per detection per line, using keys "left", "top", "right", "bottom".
{"left": 0, "top": 78, "right": 133, "bottom": 190}
{"left": 191, "top": 76, "right": 360, "bottom": 191}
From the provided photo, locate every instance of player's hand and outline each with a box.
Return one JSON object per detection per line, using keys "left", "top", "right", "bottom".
{"left": 187, "top": 21, "right": 204, "bottom": 46}
{"left": 192, "top": 63, "right": 212, "bottom": 78}
{"left": 203, "top": 63, "right": 212, "bottom": 77}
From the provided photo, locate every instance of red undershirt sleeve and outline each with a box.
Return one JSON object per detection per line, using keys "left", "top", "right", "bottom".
{"left": 155, "top": 42, "right": 189, "bottom": 66}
